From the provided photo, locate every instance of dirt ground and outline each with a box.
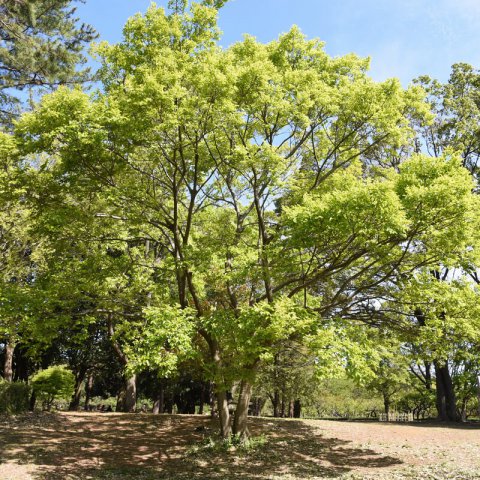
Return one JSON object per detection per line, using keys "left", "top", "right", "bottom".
{"left": 0, "top": 412, "right": 479, "bottom": 480}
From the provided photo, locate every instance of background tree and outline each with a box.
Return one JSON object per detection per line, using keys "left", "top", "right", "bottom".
{"left": 0, "top": 0, "right": 97, "bottom": 124}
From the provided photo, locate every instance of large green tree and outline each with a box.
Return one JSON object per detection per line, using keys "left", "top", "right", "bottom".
{"left": 14, "top": 3, "right": 480, "bottom": 438}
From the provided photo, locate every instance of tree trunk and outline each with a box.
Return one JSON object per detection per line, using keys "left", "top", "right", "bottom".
{"left": 232, "top": 380, "right": 252, "bottom": 441}
{"left": 107, "top": 315, "right": 136, "bottom": 412}
{"left": 13, "top": 345, "right": 29, "bottom": 381}
{"left": 69, "top": 367, "right": 87, "bottom": 411}
{"left": 477, "top": 375, "right": 480, "bottom": 419}
{"left": 425, "top": 361, "right": 432, "bottom": 390}
{"left": 198, "top": 383, "right": 205, "bottom": 414}
{"left": 460, "top": 397, "right": 468, "bottom": 422}
{"left": 153, "top": 381, "right": 164, "bottom": 414}
{"left": 217, "top": 390, "right": 231, "bottom": 438}
{"left": 272, "top": 389, "right": 280, "bottom": 417}
{"left": 280, "top": 393, "right": 286, "bottom": 417}
{"left": 84, "top": 372, "right": 94, "bottom": 410}
{"left": 123, "top": 374, "right": 137, "bottom": 412}
{"left": 209, "top": 382, "right": 216, "bottom": 418}
{"left": 293, "top": 399, "right": 301, "bottom": 418}
{"left": 29, "top": 390, "right": 36, "bottom": 411}
{"left": 383, "top": 392, "right": 391, "bottom": 415}
{"left": 3, "top": 340, "right": 15, "bottom": 382}
{"left": 288, "top": 400, "right": 294, "bottom": 418}
{"left": 434, "top": 361, "right": 457, "bottom": 421}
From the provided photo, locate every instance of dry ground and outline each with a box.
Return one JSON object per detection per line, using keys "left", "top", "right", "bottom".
{"left": 0, "top": 412, "right": 479, "bottom": 480}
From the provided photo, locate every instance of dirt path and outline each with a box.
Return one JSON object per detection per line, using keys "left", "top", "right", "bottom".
{"left": 0, "top": 413, "right": 479, "bottom": 479}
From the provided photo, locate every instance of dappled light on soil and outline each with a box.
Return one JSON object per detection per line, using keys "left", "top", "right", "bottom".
{"left": 1, "top": 413, "right": 479, "bottom": 479}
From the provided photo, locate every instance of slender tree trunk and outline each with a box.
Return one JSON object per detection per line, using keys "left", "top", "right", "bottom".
{"left": 251, "top": 397, "right": 264, "bottom": 416}
{"left": 425, "top": 362, "right": 432, "bottom": 390}
{"left": 280, "top": 393, "right": 286, "bottom": 417}
{"left": 460, "top": 397, "right": 468, "bottom": 422}
{"left": 272, "top": 389, "right": 280, "bottom": 417}
{"left": 198, "top": 383, "right": 205, "bottom": 414}
{"left": 232, "top": 380, "right": 253, "bottom": 441}
{"left": 202, "top": 334, "right": 231, "bottom": 437}
{"left": 108, "top": 316, "right": 137, "bottom": 413}
{"left": 116, "top": 386, "right": 125, "bottom": 412}
{"left": 288, "top": 400, "right": 294, "bottom": 418}
{"left": 209, "top": 381, "right": 216, "bottom": 418}
{"left": 153, "top": 380, "right": 164, "bottom": 414}
{"left": 3, "top": 340, "right": 15, "bottom": 382}
{"left": 217, "top": 390, "right": 231, "bottom": 438}
{"left": 477, "top": 375, "right": 480, "bottom": 419}
{"left": 383, "top": 392, "right": 391, "bottom": 415}
{"left": 434, "top": 361, "right": 457, "bottom": 421}
{"left": 29, "top": 391, "right": 36, "bottom": 411}
{"left": 69, "top": 366, "right": 87, "bottom": 411}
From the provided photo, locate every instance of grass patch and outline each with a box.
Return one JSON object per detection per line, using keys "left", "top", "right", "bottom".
{"left": 187, "top": 433, "right": 268, "bottom": 456}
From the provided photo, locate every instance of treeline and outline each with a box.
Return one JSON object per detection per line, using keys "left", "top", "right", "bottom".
{"left": 1, "top": 1, "right": 480, "bottom": 438}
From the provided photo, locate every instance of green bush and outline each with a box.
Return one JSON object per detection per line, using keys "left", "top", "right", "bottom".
{"left": 31, "top": 366, "right": 75, "bottom": 411}
{"left": 0, "top": 379, "right": 30, "bottom": 414}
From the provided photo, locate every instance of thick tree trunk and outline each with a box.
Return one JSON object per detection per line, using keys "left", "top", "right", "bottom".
{"left": 232, "top": 380, "right": 252, "bottom": 441}
{"left": 434, "top": 361, "right": 457, "bottom": 421}
{"left": 152, "top": 381, "right": 164, "bottom": 414}
{"left": 13, "top": 345, "right": 29, "bottom": 381}
{"left": 217, "top": 390, "right": 231, "bottom": 438}
{"left": 3, "top": 340, "right": 15, "bottom": 382}
{"left": 293, "top": 399, "right": 301, "bottom": 418}
{"left": 84, "top": 372, "right": 94, "bottom": 410}
{"left": 123, "top": 374, "right": 137, "bottom": 412}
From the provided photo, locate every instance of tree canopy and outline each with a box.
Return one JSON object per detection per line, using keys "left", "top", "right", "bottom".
{"left": 1, "top": 0, "right": 480, "bottom": 438}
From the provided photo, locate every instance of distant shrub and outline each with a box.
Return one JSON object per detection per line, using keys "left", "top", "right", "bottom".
{"left": 89, "top": 396, "right": 117, "bottom": 410}
{"left": 31, "top": 366, "right": 75, "bottom": 411}
{"left": 0, "top": 379, "right": 30, "bottom": 414}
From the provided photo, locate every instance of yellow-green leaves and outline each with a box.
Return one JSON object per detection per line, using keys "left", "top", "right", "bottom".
{"left": 397, "top": 153, "right": 478, "bottom": 263}
{"left": 125, "top": 305, "right": 196, "bottom": 377}
{"left": 285, "top": 167, "right": 407, "bottom": 250}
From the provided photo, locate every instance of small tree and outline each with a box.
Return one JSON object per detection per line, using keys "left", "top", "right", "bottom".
{"left": 31, "top": 366, "right": 75, "bottom": 411}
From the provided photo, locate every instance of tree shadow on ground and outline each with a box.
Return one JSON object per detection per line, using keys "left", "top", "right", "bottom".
{"left": 0, "top": 413, "right": 403, "bottom": 479}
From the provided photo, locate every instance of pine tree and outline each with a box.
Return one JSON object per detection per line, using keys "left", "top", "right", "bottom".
{"left": 0, "top": 0, "right": 97, "bottom": 124}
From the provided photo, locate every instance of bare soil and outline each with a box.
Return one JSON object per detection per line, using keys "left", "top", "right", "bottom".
{"left": 0, "top": 412, "right": 479, "bottom": 479}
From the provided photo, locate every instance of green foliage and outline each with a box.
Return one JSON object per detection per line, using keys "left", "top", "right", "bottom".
{"left": 0, "top": 379, "right": 30, "bottom": 414}
{"left": 9, "top": 2, "right": 480, "bottom": 434}
{"left": 125, "top": 305, "right": 196, "bottom": 377}
{"left": 31, "top": 365, "right": 75, "bottom": 410}
{"left": 303, "top": 377, "right": 384, "bottom": 418}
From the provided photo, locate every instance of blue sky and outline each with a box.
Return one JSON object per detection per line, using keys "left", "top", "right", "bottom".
{"left": 76, "top": 0, "right": 480, "bottom": 85}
